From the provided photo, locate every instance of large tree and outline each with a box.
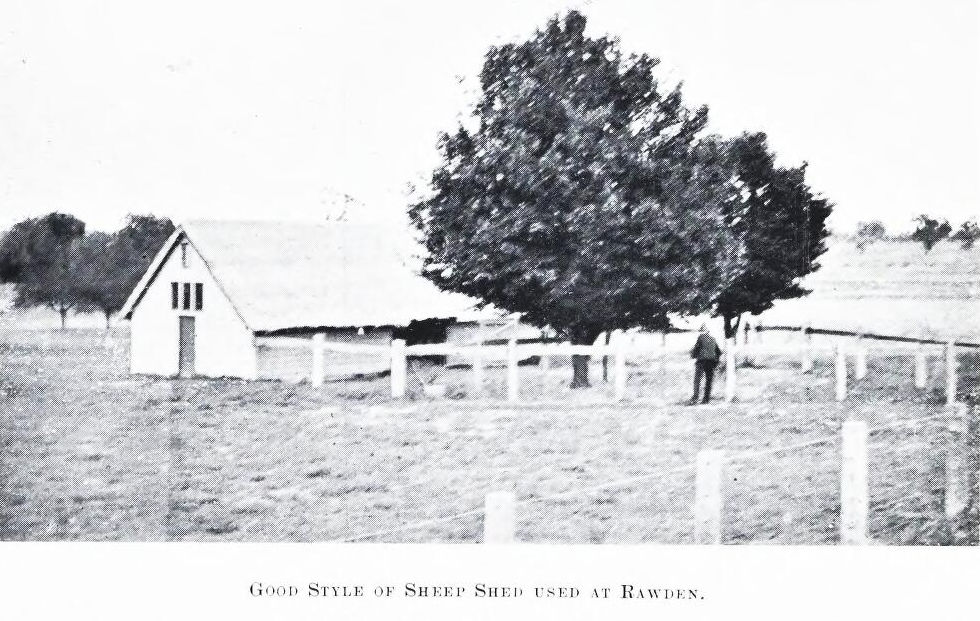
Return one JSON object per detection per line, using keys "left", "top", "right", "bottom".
{"left": 410, "top": 11, "right": 742, "bottom": 386}
{"left": 712, "top": 133, "right": 832, "bottom": 337}
{"left": 0, "top": 212, "right": 89, "bottom": 328}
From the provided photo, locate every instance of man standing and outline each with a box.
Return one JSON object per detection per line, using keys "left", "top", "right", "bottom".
{"left": 689, "top": 323, "right": 722, "bottom": 405}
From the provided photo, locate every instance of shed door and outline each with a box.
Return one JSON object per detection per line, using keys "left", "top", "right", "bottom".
{"left": 178, "top": 316, "right": 196, "bottom": 378}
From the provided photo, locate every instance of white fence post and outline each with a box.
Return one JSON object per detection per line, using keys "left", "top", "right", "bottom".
{"left": 854, "top": 334, "right": 867, "bottom": 381}
{"left": 914, "top": 344, "right": 928, "bottom": 389}
{"left": 694, "top": 449, "right": 724, "bottom": 544}
{"left": 841, "top": 420, "right": 868, "bottom": 545}
{"left": 945, "top": 448, "right": 967, "bottom": 519}
{"left": 613, "top": 330, "right": 626, "bottom": 402}
{"left": 390, "top": 338, "right": 406, "bottom": 399}
{"left": 800, "top": 324, "right": 813, "bottom": 373}
{"left": 484, "top": 491, "right": 516, "bottom": 544}
{"left": 734, "top": 315, "right": 746, "bottom": 361}
{"left": 311, "top": 333, "right": 325, "bottom": 387}
{"left": 946, "top": 341, "right": 957, "bottom": 406}
{"left": 835, "top": 344, "right": 847, "bottom": 402}
{"left": 724, "top": 338, "right": 736, "bottom": 403}
{"left": 507, "top": 338, "right": 519, "bottom": 403}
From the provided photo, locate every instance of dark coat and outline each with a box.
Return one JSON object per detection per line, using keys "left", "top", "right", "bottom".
{"left": 691, "top": 333, "right": 722, "bottom": 361}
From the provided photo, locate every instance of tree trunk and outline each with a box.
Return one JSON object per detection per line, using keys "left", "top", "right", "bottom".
{"left": 601, "top": 331, "right": 610, "bottom": 382}
{"left": 59, "top": 307, "right": 67, "bottom": 330}
{"left": 723, "top": 314, "right": 739, "bottom": 340}
{"left": 569, "top": 327, "right": 603, "bottom": 388}
{"left": 571, "top": 355, "right": 591, "bottom": 388}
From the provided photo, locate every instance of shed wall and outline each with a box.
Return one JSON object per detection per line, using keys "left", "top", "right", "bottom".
{"left": 129, "top": 239, "right": 257, "bottom": 379}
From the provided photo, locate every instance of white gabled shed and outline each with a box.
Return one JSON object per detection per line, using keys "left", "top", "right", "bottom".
{"left": 120, "top": 220, "right": 489, "bottom": 380}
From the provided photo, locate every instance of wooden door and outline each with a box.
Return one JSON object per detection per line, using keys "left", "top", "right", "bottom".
{"left": 178, "top": 316, "right": 196, "bottom": 377}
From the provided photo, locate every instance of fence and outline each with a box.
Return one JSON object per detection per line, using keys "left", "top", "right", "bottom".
{"left": 338, "top": 405, "right": 978, "bottom": 545}
{"left": 299, "top": 323, "right": 978, "bottom": 406}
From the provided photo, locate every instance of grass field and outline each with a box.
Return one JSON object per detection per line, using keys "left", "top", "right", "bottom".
{"left": 1, "top": 326, "right": 978, "bottom": 544}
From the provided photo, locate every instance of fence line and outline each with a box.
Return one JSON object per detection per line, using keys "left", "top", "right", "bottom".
{"left": 338, "top": 409, "right": 968, "bottom": 543}
{"left": 299, "top": 323, "right": 971, "bottom": 405}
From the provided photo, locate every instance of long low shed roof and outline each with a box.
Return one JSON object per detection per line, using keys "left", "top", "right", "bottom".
{"left": 122, "top": 219, "right": 494, "bottom": 333}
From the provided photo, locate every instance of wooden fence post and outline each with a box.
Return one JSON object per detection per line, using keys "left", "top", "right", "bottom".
{"left": 946, "top": 341, "right": 957, "bottom": 406}
{"left": 613, "top": 330, "right": 626, "bottom": 402}
{"left": 800, "top": 324, "right": 813, "bottom": 373}
{"left": 945, "top": 451, "right": 968, "bottom": 519}
{"left": 311, "top": 333, "right": 325, "bottom": 387}
{"left": 967, "top": 404, "right": 980, "bottom": 546}
{"left": 854, "top": 334, "right": 867, "bottom": 381}
{"left": 507, "top": 338, "right": 519, "bottom": 403}
{"left": 390, "top": 338, "right": 406, "bottom": 399}
{"left": 694, "top": 449, "right": 724, "bottom": 544}
{"left": 734, "top": 315, "right": 746, "bottom": 361}
{"left": 914, "top": 344, "right": 928, "bottom": 389}
{"left": 841, "top": 420, "right": 868, "bottom": 545}
{"left": 941, "top": 403, "right": 969, "bottom": 520}
{"left": 484, "top": 491, "right": 516, "bottom": 544}
{"left": 835, "top": 344, "right": 847, "bottom": 402}
{"left": 724, "top": 338, "right": 736, "bottom": 403}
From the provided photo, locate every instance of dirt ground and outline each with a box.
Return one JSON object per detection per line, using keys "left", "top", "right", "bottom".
{"left": 0, "top": 326, "right": 977, "bottom": 543}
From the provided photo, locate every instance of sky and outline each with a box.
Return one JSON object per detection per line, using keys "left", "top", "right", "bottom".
{"left": 0, "top": 0, "right": 977, "bottom": 234}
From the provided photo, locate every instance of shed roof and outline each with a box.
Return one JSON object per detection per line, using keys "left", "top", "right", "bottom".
{"left": 122, "top": 219, "right": 492, "bottom": 333}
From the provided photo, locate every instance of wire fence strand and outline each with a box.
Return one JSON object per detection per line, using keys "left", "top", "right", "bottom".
{"left": 337, "top": 409, "right": 963, "bottom": 543}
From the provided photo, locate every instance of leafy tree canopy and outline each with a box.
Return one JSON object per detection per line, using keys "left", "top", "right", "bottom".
{"left": 410, "top": 11, "right": 743, "bottom": 384}
{"left": 855, "top": 220, "right": 887, "bottom": 250}
{"left": 950, "top": 219, "right": 980, "bottom": 250}
{"left": 1, "top": 212, "right": 174, "bottom": 328}
{"left": 0, "top": 212, "right": 89, "bottom": 327}
{"left": 712, "top": 133, "right": 832, "bottom": 335}
{"left": 77, "top": 214, "right": 175, "bottom": 326}
{"left": 910, "top": 214, "right": 951, "bottom": 252}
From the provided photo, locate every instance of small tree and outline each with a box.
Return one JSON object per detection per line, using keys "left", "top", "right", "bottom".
{"left": 712, "top": 133, "right": 832, "bottom": 337}
{"left": 78, "top": 214, "right": 175, "bottom": 327}
{"left": 410, "top": 11, "right": 742, "bottom": 387}
{"left": 855, "top": 220, "right": 887, "bottom": 251}
{"left": 76, "top": 231, "right": 127, "bottom": 328}
{"left": 0, "top": 213, "right": 89, "bottom": 328}
{"left": 910, "top": 215, "right": 951, "bottom": 252}
{"left": 951, "top": 220, "right": 980, "bottom": 250}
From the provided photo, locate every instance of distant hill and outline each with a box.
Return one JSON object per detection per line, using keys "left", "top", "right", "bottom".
{"left": 759, "top": 236, "right": 980, "bottom": 340}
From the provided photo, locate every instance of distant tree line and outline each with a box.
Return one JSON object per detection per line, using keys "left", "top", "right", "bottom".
{"left": 0, "top": 213, "right": 174, "bottom": 328}
{"left": 854, "top": 216, "right": 980, "bottom": 252}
